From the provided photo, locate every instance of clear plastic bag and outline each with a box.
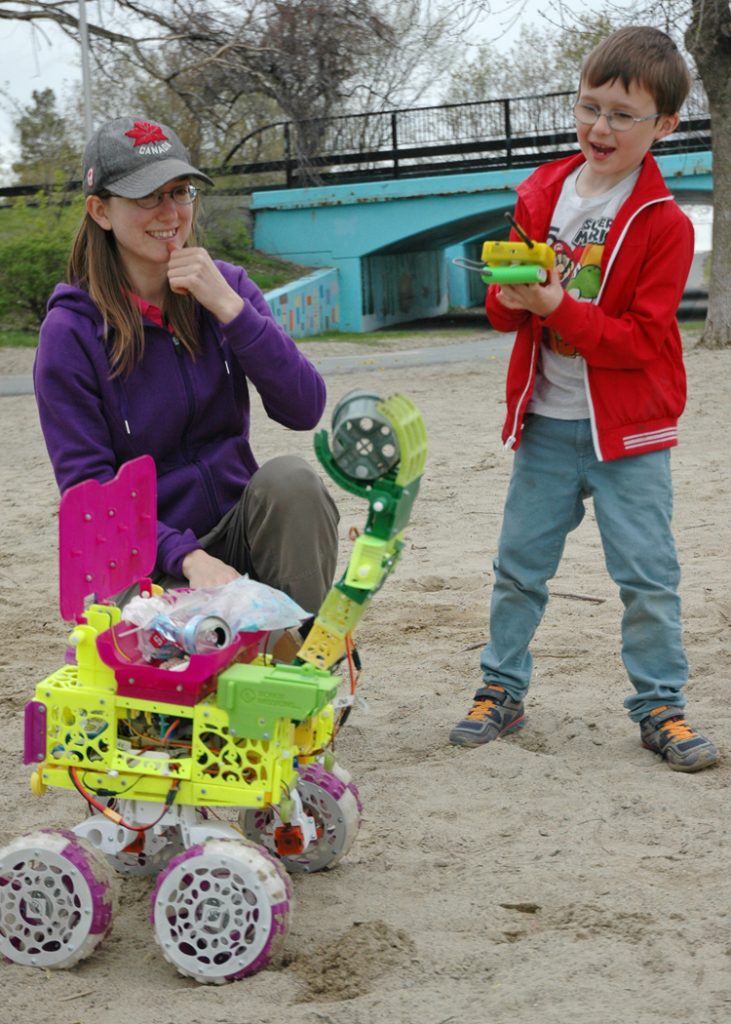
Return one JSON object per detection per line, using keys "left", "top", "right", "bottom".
{"left": 121, "top": 576, "right": 308, "bottom": 662}
{"left": 201, "top": 576, "right": 309, "bottom": 632}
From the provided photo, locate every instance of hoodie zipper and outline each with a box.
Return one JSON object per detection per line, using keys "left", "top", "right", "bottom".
{"left": 114, "top": 377, "right": 132, "bottom": 435}
{"left": 171, "top": 333, "right": 194, "bottom": 428}
{"left": 171, "top": 333, "right": 223, "bottom": 521}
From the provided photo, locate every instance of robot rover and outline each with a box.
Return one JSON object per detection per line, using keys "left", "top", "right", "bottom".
{"left": 0, "top": 390, "right": 426, "bottom": 984}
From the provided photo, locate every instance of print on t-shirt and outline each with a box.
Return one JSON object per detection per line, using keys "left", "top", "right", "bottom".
{"left": 545, "top": 215, "right": 611, "bottom": 357}
{"left": 526, "top": 164, "right": 637, "bottom": 421}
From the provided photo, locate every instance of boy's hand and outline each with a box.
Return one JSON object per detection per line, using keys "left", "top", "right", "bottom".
{"left": 497, "top": 266, "right": 563, "bottom": 318}
{"left": 167, "top": 243, "right": 245, "bottom": 324}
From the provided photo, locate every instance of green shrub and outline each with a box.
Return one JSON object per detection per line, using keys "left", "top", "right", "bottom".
{"left": 0, "top": 330, "right": 37, "bottom": 347}
{"left": 0, "top": 229, "right": 71, "bottom": 329}
{"left": 0, "top": 193, "right": 307, "bottom": 332}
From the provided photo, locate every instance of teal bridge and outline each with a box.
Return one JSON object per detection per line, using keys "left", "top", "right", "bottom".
{"left": 253, "top": 149, "right": 712, "bottom": 335}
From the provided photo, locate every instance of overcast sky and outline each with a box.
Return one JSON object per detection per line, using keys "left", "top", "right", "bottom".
{"left": 0, "top": 1, "right": 548, "bottom": 181}
{"left": 0, "top": 0, "right": 621, "bottom": 178}
{"left": 0, "top": 16, "right": 80, "bottom": 180}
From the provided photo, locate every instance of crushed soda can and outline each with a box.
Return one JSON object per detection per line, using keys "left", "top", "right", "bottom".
{"left": 142, "top": 613, "right": 232, "bottom": 661}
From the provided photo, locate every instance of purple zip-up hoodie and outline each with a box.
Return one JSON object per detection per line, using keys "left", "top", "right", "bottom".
{"left": 34, "top": 260, "right": 327, "bottom": 578}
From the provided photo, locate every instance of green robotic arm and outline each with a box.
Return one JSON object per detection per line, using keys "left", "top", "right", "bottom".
{"left": 298, "top": 390, "right": 427, "bottom": 670}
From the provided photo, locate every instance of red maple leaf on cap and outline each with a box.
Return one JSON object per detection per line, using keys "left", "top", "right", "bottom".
{"left": 125, "top": 121, "right": 169, "bottom": 146}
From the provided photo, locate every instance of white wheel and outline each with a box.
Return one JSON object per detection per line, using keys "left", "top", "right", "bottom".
{"left": 0, "top": 828, "right": 118, "bottom": 969}
{"left": 239, "top": 763, "right": 362, "bottom": 873}
{"left": 151, "top": 840, "right": 292, "bottom": 984}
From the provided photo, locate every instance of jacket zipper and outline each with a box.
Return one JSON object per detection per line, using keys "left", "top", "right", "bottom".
{"left": 585, "top": 195, "right": 672, "bottom": 462}
{"left": 507, "top": 194, "right": 673, "bottom": 459}
{"left": 171, "top": 334, "right": 222, "bottom": 521}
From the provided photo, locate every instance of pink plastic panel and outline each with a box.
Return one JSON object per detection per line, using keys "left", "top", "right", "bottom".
{"left": 24, "top": 700, "right": 47, "bottom": 764}
{"left": 95, "top": 626, "right": 265, "bottom": 706}
{"left": 58, "top": 456, "right": 157, "bottom": 621}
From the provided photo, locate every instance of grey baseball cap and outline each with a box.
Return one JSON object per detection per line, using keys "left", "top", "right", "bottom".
{"left": 83, "top": 117, "right": 214, "bottom": 198}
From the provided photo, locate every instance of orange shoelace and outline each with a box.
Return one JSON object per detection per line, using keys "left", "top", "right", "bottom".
{"left": 466, "top": 689, "right": 504, "bottom": 721}
{"left": 650, "top": 707, "right": 696, "bottom": 742}
{"left": 661, "top": 718, "right": 697, "bottom": 741}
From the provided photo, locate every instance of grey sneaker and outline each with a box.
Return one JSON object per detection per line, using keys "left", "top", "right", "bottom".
{"left": 640, "top": 705, "right": 719, "bottom": 773}
{"left": 449, "top": 683, "right": 526, "bottom": 747}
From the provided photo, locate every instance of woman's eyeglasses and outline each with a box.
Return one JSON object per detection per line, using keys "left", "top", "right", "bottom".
{"left": 573, "top": 101, "right": 660, "bottom": 132}
{"left": 134, "top": 184, "right": 199, "bottom": 209}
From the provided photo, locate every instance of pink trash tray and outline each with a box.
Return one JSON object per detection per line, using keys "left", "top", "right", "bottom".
{"left": 95, "top": 624, "right": 266, "bottom": 706}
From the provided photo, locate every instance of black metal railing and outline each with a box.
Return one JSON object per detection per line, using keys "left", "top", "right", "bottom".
{"left": 0, "top": 83, "right": 712, "bottom": 199}
{"left": 215, "top": 80, "right": 710, "bottom": 189}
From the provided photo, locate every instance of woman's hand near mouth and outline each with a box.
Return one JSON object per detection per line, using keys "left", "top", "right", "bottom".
{"left": 167, "top": 242, "right": 244, "bottom": 323}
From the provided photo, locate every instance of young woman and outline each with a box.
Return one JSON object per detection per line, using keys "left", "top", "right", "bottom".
{"left": 34, "top": 116, "right": 338, "bottom": 617}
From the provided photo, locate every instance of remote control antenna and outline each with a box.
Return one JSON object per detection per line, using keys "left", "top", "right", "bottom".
{"left": 504, "top": 211, "right": 534, "bottom": 249}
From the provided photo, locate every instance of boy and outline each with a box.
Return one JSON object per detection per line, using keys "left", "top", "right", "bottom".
{"left": 449, "top": 27, "right": 718, "bottom": 771}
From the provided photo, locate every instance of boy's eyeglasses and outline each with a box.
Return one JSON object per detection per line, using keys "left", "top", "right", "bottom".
{"left": 573, "top": 101, "right": 660, "bottom": 132}
{"left": 134, "top": 184, "right": 199, "bottom": 209}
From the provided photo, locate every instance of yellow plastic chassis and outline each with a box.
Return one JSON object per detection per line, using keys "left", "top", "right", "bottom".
{"left": 31, "top": 605, "right": 335, "bottom": 811}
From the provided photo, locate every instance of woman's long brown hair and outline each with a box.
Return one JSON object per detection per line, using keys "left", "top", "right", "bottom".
{"left": 67, "top": 202, "right": 201, "bottom": 377}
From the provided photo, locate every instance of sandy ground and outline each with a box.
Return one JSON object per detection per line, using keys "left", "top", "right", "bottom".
{"left": 0, "top": 329, "right": 729, "bottom": 1024}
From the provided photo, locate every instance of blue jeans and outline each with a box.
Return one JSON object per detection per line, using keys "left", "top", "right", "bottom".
{"left": 480, "top": 415, "right": 688, "bottom": 721}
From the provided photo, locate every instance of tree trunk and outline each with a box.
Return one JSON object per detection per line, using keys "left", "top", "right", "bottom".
{"left": 686, "top": 0, "right": 731, "bottom": 348}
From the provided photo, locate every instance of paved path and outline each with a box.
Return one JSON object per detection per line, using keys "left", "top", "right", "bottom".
{"left": 0, "top": 374, "right": 35, "bottom": 396}
{"left": 0, "top": 334, "right": 512, "bottom": 397}
{"left": 308, "top": 335, "right": 511, "bottom": 376}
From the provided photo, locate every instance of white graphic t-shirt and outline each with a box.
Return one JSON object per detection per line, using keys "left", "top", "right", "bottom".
{"left": 527, "top": 165, "right": 640, "bottom": 419}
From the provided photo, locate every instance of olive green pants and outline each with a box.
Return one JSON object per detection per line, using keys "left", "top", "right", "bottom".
{"left": 156, "top": 455, "right": 339, "bottom": 619}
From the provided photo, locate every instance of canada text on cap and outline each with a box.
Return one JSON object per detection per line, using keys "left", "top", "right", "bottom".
{"left": 83, "top": 117, "right": 214, "bottom": 198}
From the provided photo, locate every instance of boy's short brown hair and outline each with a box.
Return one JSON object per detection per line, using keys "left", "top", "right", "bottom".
{"left": 581, "top": 26, "right": 692, "bottom": 114}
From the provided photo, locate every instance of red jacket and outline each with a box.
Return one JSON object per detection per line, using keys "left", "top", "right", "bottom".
{"left": 486, "top": 151, "right": 694, "bottom": 461}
